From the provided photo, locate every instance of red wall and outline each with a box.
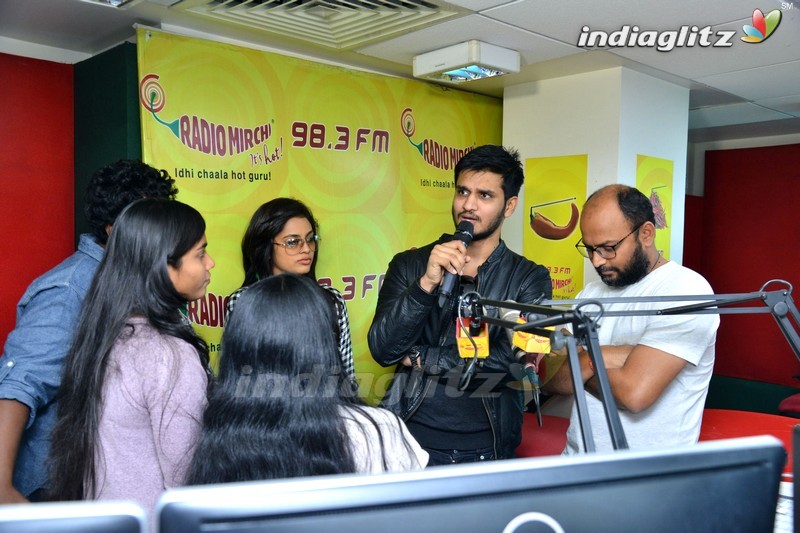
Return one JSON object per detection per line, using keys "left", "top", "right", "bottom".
{"left": 0, "top": 53, "right": 74, "bottom": 343}
{"left": 700, "top": 144, "right": 800, "bottom": 386}
{"left": 682, "top": 194, "right": 704, "bottom": 273}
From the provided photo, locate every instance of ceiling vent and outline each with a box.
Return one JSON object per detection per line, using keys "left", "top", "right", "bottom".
{"left": 172, "top": 0, "right": 463, "bottom": 49}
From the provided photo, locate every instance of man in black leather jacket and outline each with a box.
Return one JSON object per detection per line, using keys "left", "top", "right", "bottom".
{"left": 368, "top": 145, "right": 552, "bottom": 465}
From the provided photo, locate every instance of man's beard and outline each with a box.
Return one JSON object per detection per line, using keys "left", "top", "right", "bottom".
{"left": 597, "top": 242, "right": 650, "bottom": 288}
{"left": 454, "top": 209, "right": 505, "bottom": 242}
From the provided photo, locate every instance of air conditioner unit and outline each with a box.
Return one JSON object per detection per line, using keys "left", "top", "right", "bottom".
{"left": 413, "top": 40, "right": 520, "bottom": 83}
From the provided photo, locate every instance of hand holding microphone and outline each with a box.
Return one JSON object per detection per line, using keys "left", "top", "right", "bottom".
{"left": 419, "top": 221, "right": 473, "bottom": 299}
{"left": 435, "top": 221, "right": 474, "bottom": 307}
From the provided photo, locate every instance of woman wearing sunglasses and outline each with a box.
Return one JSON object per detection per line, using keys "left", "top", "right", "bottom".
{"left": 226, "top": 198, "right": 354, "bottom": 382}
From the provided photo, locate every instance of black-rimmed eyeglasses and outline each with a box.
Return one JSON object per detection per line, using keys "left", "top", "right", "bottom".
{"left": 575, "top": 223, "right": 643, "bottom": 259}
{"left": 273, "top": 234, "right": 319, "bottom": 255}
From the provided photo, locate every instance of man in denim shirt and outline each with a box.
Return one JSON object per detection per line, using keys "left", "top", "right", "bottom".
{"left": 0, "top": 160, "right": 178, "bottom": 503}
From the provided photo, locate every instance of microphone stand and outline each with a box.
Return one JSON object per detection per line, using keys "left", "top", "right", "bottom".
{"left": 476, "top": 279, "right": 800, "bottom": 453}
{"left": 480, "top": 298, "right": 628, "bottom": 452}
{"left": 540, "top": 279, "right": 800, "bottom": 362}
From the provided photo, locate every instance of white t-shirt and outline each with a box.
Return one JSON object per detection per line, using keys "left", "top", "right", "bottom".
{"left": 564, "top": 261, "right": 719, "bottom": 453}
{"left": 342, "top": 405, "right": 429, "bottom": 472}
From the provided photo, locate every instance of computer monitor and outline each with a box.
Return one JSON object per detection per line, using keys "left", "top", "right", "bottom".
{"left": 156, "top": 435, "right": 784, "bottom": 532}
{"left": 0, "top": 500, "right": 145, "bottom": 533}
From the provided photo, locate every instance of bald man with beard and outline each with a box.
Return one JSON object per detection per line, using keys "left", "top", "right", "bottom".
{"left": 545, "top": 184, "right": 719, "bottom": 453}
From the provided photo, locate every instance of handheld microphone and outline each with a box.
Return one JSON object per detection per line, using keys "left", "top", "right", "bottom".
{"left": 438, "top": 221, "right": 474, "bottom": 307}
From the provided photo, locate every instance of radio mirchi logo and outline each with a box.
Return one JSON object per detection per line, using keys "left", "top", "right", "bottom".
{"left": 741, "top": 8, "right": 782, "bottom": 43}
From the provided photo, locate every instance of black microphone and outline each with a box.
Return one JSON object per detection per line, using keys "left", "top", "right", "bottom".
{"left": 438, "top": 221, "right": 474, "bottom": 307}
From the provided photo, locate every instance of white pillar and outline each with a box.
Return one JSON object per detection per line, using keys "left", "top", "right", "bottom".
{"left": 503, "top": 67, "right": 689, "bottom": 285}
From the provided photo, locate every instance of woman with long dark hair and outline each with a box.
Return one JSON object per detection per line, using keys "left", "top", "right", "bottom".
{"left": 48, "top": 199, "right": 214, "bottom": 511}
{"left": 188, "top": 274, "right": 427, "bottom": 484}
{"left": 226, "top": 198, "right": 354, "bottom": 381}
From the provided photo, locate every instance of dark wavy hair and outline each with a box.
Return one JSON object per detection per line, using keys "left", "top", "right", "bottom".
{"left": 237, "top": 198, "right": 343, "bottom": 356}
{"left": 453, "top": 145, "right": 524, "bottom": 201}
{"left": 240, "top": 198, "right": 319, "bottom": 286}
{"left": 187, "top": 274, "right": 395, "bottom": 484}
{"left": 49, "top": 199, "right": 210, "bottom": 501}
{"left": 84, "top": 159, "right": 178, "bottom": 245}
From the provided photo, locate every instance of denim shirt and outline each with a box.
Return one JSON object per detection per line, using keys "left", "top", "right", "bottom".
{"left": 0, "top": 234, "right": 103, "bottom": 497}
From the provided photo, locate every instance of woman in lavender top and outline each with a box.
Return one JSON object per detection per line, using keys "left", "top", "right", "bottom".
{"left": 48, "top": 199, "right": 215, "bottom": 514}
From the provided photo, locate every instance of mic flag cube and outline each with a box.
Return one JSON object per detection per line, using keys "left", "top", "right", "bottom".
{"left": 456, "top": 317, "right": 490, "bottom": 358}
{"left": 513, "top": 317, "right": 552, "bottom": 354}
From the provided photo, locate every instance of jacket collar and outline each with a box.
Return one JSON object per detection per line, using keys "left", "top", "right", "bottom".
{"left": 78, "top": 233, "right": 105, "bottom": 263}
{"left": 483, "top": 240, "right": 507, "bottom": 265}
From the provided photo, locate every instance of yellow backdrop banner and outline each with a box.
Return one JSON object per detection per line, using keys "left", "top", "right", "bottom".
{"left": 524, "top": 155, "right": 588, "bottom": 299}
{"left": 136, "top": 29, "right": 502, "bottom": 402}
{"left": 635, "top": 155, "right": 673, "bottom": 260}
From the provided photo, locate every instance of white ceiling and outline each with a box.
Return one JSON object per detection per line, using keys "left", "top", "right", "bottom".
{"left": 1, "top": 0, "right": 799, "bottom": 143}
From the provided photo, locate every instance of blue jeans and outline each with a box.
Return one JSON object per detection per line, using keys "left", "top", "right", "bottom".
{"left": 425, "top": 446, "right": 495, "bottom": 466}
